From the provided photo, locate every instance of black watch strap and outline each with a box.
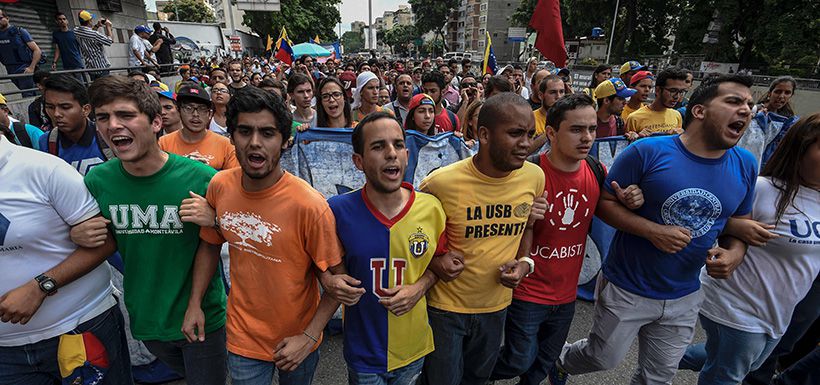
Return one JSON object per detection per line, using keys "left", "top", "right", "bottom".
{"left": 35, "top": 274, "right": 58, "bottom": 296}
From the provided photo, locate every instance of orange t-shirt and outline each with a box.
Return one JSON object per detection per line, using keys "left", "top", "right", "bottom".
{"left": 158, "top": 130, "right": 239, "bottom": 170}
{"left": 200, "top": 169, "right": 343, "bottom": 361}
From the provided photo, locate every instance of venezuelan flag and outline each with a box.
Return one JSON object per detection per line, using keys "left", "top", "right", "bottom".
{"left": 482, "top": 31, "right": 498, "bottom": 76}
{"left": 275, "top": 27, "right": 295, "bottom": 65}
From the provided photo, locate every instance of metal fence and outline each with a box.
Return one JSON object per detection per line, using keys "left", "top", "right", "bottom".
{"left": 0, "top": 65, "right": 182, "bottom": 99}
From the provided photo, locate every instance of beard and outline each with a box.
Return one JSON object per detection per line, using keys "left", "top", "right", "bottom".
{"left": 488, "top": 143, "right": 521, "bottom": 172}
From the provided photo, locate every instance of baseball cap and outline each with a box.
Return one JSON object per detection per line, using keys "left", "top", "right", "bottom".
{"left": 176, "top": 83, "right": 211, "bottom": 105}
{"left": 551, "top": 67, "right": 570, "bottom": 76}
{"left": 78, "top": 10, "right": 94, "bottom": 22}
{"left": 156, "top": 90, "right": 175, "bottom": 101}
{"left": 134, "top": 25, "right": 152, "bottom": 34}
{"left": 629, "top": 71, "right": 655, "bottom": 86}
{"left": 339, "top": 70, "right": 357, "bottom": 100}
{"left": 408, "top": 93, "right": 435, "bottom": 111}
{"left": 0, "top": 93, "right": 6, "bottom": 105}
{"left": 594, "top": 78, "right": 637, "bottom": 99}
{"left": 620, "top": 60, "right": 645, "bottom": 74}
{"left": 499, "top": 65, "right": 514, "bottom": 75}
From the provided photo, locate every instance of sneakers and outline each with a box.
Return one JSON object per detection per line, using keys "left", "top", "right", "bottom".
{"left": 548, "top": 362, "right": 569, "bottom": 385}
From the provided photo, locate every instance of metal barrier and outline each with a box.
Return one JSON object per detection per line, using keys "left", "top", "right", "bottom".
{"left": 0, "top": 64, "right": 182, "bottom": 98}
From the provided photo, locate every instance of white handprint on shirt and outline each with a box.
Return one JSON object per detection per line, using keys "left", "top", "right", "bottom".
{"left": 561, "top": 194, "right": 579, "bottom": 225}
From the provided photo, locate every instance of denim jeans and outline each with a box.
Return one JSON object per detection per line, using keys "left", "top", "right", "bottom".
{"left": 679, "top": 315, "right": 779, "bottom": 385}
{"left": 0, "top": 304, "right": 133, "bottom": 385}
{"left": 228, "top": 348, "right": 320, "bottom": 385}
{"left": 348, "top": 357, "right": 424, "bottom": 385}
{"left": 490, "top": 299, "right": 576, "bottom": 385}
{"left": 142, "top": 326, "right": 227, "bottom": 385}
{"left": 419, "top": 306, "right": 507, "bottom": 385}
{"left": 9, "top": 70, "right": 37, "bottom": 98}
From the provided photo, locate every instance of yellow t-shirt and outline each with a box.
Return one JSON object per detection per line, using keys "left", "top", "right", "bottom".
{"left": 419, "top": 157, "right": 545, "bottom": 313}
{"left": 624, "top": 105, "right": 683, "bottom": 134}
{"left": 621, "top": 102, "right": 645, "bottom": 121}
{"left": 533, "top": 108, "right": 547, "bottom": 137}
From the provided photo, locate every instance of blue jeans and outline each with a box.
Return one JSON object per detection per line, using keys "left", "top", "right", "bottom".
{"left": 228, "top": 348, "right": 319, "bottom": 385}
{"left": 348, "top": 357, "right": 424, "bottom": 385}
{"left": 419, "top": 306, "right": 507, "bottom": 385}
{"left": 490, "top": 300, "right": 576, "bottom": 385}
{"left": 142, "top": 326, "right": 227, "bottom": 385}
{"left": 0, "top": 304, "right": 133, "bottom": 385}
{"left": 679, "top": 315, "right": 779, "bottom": 385}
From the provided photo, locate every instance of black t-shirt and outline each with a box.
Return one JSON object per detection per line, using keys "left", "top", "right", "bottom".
{"left": 148, "top": 32, "right": 175, "bottom": 64}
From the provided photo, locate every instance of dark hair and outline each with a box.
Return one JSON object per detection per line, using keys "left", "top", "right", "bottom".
{"left": 152, "top": 22, "right": 162, "bottom": 31}
{"left": 225, "top": 86, "right": 292, "bottom": 142}
{"left": 209, "top": 67, "right": 227, "bottom": 77}
{"left": 352, "top": 111, "right": 402, "bottom": 155}
{"left": 448, "top": 58, "right": 458, "bottom": 66}
{"left": 486, "top": 75, "right": 512, "bottom": 95}
{"left": 316, "top": 77, "right": 353, "bottom": 128}
{"left": 461, "top": 58, "right": 471, "bottom": 66}
{"left": 539, "top": 74, "right": 563, "bottom": 94}
{"left": 547, "top": 93, "right": 595, "bottom": 130}
{"left": 422, "top": 71, "right": 446, "bottom": 91}
{"left": 438, "top": 63, "right": 449, "bottom": 72}
{"left": 259, "top": 78, "right": 286, "bottom": 94}
{"left": 228, "top": 59, "right": 242, "bottom": 68}
{"left": 512, "top": 64, "right": 523, "bottom": 71}
{"left": 287, "top": 73, "right": 313, "bottom": 94}
{"left": 758, "top": 76, "right": 797, "bottom": 117}
{"left": 405, "top": 98, "right": 436, "bottom": 135}
{"left": 33, "top": 70, "right": 50, "bottom": 85}
{"left": 44, "top": 74, "right": 90, "bottom": 106}
{"left": 179, "top": 67, "right": 190, "bottom": 76}
{"left": 88, "top": 75, "right": 161, "bottom": 121}
{"left": 395, "top": 73, "right": 412, "bottom": 85}
{"left": 760, "top": 112, "right": 820, "bottom": 222}
{"left": 477, "top": 92, "right": 530, "bottom": 131}
{"left": 596, "top": 95, "right": 619, "bottom": 109}
{"left": 589, "top": 64, "right": 610, "bottom": 88}
{"left": 127, "top": 71, "right": 149, "bottom": 83}
{"left": 55, "top": 12, "right": 65, "bottom": 20}
{"left": 683, "top": 74, "right": 754, "bottom": 129}
{"left": 656, "top": 66, "right": 690, "bottom": 88}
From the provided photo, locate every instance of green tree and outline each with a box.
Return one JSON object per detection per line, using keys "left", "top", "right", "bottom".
{"left": 409, "top": 0, "right": 459, "bottom": 52}
{"left": 242, "top": 0, "right": 341, "bottom": 43}
{"left": 341, "top": 31, "right": 364, "bottom": 53}
{"left": 163, "top": 0, "right": 216, "bottom": 23}
{"left": 382, "top": 25, "right": 420, "bottom": 55}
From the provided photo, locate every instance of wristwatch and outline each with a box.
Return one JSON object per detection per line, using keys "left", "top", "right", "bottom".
{"left": 35, "top": 274, "right": 58, "bottom": 296}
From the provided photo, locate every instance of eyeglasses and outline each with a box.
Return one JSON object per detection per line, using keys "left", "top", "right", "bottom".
{"left": 461, "top": 82, "right": 477, "bottom": 88}
{"left": 321, "top": 91, "right": 344, "bottom": 101}
{"left": 662, "top": 87, "right": 688, "bottom": 97}
{"left": 212, "top": 88, "right": 230, "bottom": 94}
{"left": 180, "top": 105, "right": 211, "bottom": 115}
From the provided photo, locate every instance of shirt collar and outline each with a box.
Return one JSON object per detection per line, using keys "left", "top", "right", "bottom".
{"left": 59, "top": 119, "right": 95, "bottom": 149}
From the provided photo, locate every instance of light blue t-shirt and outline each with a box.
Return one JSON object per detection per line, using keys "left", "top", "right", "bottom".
{"left": 8, "top": 121, "right": 44, "bottom": 151}
{"left": 602, "top": 135, "right": 757, "bottom": 300}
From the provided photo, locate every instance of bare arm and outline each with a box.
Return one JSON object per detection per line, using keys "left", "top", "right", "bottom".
{"left": 181, "top": 240, "right": 221, "bottom": 342}
{"left": 597, "top": 189, "right": 692, "bottom": 254}
{"left": 51, "top": 44, "right": 60, "bottom": 70}
{"left": 705, "top": 214, "right": 751, "bottom": 279}
{"left": 529, "top": 134, "right": 548, "bottom": 155}
{"left": 25, "top": 41, "right": 42, "bottom": 73}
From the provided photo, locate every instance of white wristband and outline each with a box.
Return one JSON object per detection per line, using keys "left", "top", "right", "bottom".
{"left": 518, "top": 256, "right": 535, "bottom": 276}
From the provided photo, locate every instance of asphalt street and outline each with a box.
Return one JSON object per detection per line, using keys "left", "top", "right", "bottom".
{"left": 166, "top": 300, "right": 705, "bottom": 385}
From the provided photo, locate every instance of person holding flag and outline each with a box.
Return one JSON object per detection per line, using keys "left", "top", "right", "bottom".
{"left": 482, "top": 31, "right": 498, "bottom": 76}
{"left": 275, "top": 27, "right": 295, "bottom": 66}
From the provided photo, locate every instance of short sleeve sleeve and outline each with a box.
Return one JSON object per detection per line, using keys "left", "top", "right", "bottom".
{"left": 200, "top": 177, "right": 226, "bottom": 245}
{"left": 304, "top": 205, "right": 343, "bottom": 271}
{"left": 20, "top": 28, "right": 33, "bottom": 43}
{"left": 732, "top": 151, "right": 758, "bottom": 217}
{"left": 603, "top": 142, "right": 645, "bottom": 196}
{"left": 48, "top": 161, "right": 100, "bottom": 225}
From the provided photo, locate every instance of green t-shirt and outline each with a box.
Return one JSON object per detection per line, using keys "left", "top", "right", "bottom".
{"left": 85, "top": 153, "right": 226, "bottom": 341}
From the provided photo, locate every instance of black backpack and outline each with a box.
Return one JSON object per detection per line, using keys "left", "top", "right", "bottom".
{"left": 1, "top": 121, "right": 33, "bottom": 148}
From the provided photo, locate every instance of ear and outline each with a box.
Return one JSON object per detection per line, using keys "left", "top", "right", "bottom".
{"left": 690, "top": 103, "right": 706, "bottom": 121}
{"left": 151, "top": 114, "right": 163, "bottom": 136}
{"left": 81, "top": 104, "right": 92, "bottom": 119}
{"left": 352, "top": 152, "right": 364, "bottom": 171}
{"left": 547, "top": 125, "right": 557, "bottom": 143}
{"left": 477, "top": 124, "right": 490, "bottom": 146}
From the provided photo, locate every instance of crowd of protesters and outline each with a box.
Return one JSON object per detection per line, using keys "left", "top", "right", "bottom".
{"left": 0, "top": 8, "right": 817, "bottom": 385}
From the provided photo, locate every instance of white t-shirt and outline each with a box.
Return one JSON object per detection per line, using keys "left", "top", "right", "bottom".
{"left": 128, "top": 34, "right": 149, "bottom": 66}
{"left": 0, "top": 136, "right": 115, "bottom": 346}
{"left": 699, "top": 176, "right": 820, "bottom": 338}
{"left": 209, "top": 118, "right": 228, "bottom": 137}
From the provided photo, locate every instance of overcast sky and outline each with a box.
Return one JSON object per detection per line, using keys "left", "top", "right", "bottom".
{"left": 337, "top": 0, "right": 406, "bottom": 34}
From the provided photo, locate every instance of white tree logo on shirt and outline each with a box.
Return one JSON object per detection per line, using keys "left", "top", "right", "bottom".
{"left": 548, "top": 189, "right": 591, "bottom": 231}
{"left": 220, "top": 211, "right": 281, "bottom": 262}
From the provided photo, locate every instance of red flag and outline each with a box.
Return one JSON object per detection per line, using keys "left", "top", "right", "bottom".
{"left": 530, "top": 0, "right": 567, "bottom": 68}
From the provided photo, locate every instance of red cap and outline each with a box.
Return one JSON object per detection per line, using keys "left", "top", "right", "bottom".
{"left": 629, "top": 71, "right": 655, "bottom": 86}
{"left": 408, "top": 93, "right": 435, "bottom": 111}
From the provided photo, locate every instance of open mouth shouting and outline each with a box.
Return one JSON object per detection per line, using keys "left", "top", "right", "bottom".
{"left": 247, "top": 152, "right": 267, "bottom": 168}
{"left": 382, "top": 165, "right": 402, "bottom": 180}
{"left": 110, "top": 134, "right": 134, "bottom": 152}
{"left": 726, "top": 120, "right": 747, "bottom": 139}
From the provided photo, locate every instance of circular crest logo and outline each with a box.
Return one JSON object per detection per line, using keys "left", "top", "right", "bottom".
{"left": 661, "top": 188, "right": 722, "bottom": 238}
{"left": 408, "top": 227, "right": 430, "bottom": 258}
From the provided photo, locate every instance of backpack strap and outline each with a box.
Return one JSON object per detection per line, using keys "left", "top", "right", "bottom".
{"left": 11, "top": 122, "right": 32, "bottom": 148}
{"left": 48, "top": 129, "right": 59, "bottom": 156}
{"left": 446, "top": 109, "right": 458, "bottom": 130}
{"left": 584, "top": 155, "right": 606, "bottom": 190}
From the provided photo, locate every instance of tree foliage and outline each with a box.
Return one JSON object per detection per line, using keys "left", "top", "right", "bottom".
{"left": 409, "top": 0, "right": 459, "bottom": 51}
{"left": 341, "top": 31, "right": 365, "bottom": 53}
{"left": 381, "top": 25, "right": 420, "bottom": 55}
{"left": 242, "top": 0, "right": 341, "bottom": 43}
{"left": 512, "top": 0, "right": 819, "bottom": 76}
{"left": 163, "top": 0, "right": 216, "bottom": 23}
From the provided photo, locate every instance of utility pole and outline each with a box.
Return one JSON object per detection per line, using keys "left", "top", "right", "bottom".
{"left": 605, "top": 0, "right": 620, "bottom": 64}
{"left": 368, "top": 0, "right": 373, "bottom": 50}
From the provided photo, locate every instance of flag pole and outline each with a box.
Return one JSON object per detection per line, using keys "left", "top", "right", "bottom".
{"left": 605, "top": 0, "right": 620, "bottom": 64}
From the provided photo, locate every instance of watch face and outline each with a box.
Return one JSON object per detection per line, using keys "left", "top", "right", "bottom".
{"left": 42, "top": 281, "right": 55, "bottom": 291}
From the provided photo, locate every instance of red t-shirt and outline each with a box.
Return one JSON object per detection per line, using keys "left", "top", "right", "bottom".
{"left": 514, "top": 154, "right": 604, "bottom": 305}
{"left": 433, "top": 107, "right": 460, "bottom": 133}
{"left": 596, "top": 115, "right": 618, "bottom": 138}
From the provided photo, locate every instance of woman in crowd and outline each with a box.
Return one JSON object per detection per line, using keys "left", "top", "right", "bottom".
{"left": 250, "top": 72, "right": 263, "bottom": 87}
{"left": 524, "top": 57, "right": 539, "bottom": 91}
{"left": 583, "top": 64, "right": 612, "bottom": 103}
{"left": 209, "top": 81, "right": 231, "bottom": 137}
{"left": 755, "top": 76, "right": 797, "bottom": 117}
{"left": 459, "top": 100, "right": 483, "bottom": 149}
{"left": 404, "top": 93, "right": 436, "bottom": 136}
{"left": 678, "top": 112, "right": 820, "bottom": 385}
{"left": 314, "top": 77, "right": 354, "bottom": 128}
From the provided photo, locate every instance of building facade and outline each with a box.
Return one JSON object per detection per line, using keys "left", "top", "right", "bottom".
{"left": 446, "top": 0, "right": 520, "bottom": 62}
